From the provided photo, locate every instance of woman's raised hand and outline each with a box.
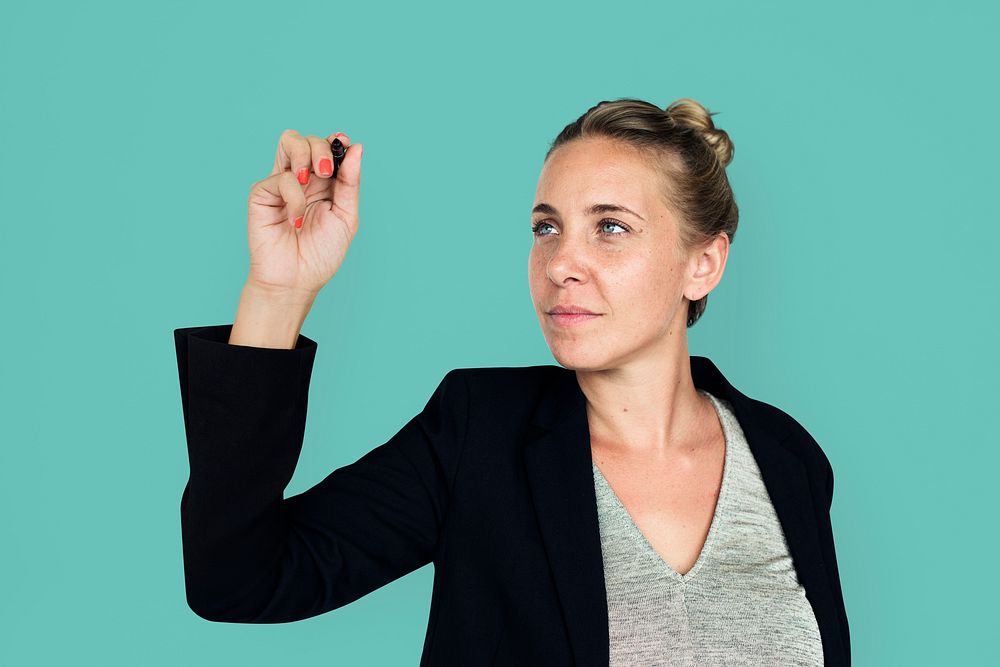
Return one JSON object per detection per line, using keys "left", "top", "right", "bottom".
{"left": 245, "top": 129, "right": 363, "bottom": 298}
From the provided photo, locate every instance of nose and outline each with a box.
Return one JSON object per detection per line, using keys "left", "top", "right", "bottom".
{"left": 542, "top": 236, "right": 590, "bottom": 285}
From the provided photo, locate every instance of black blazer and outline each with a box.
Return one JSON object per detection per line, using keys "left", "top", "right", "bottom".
{"left": 174, "top": 324, "right": 850, "bottom": 666}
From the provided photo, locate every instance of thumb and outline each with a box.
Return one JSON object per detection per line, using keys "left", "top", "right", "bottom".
{"left": 328, "top": 141, "right": 362, "bottom": 221}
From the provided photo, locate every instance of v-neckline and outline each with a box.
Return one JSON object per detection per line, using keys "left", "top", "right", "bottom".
{"left": 592, "top": 389, "right": 732, "bottom": 584}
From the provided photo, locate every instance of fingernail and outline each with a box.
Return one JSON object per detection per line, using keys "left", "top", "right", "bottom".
{"left": 297, "top": 168, "right": 309, "bottom": 185}
{"left": 294, "top": 216, "right": 303, "bottom": 229}
{"left": 319, "top": 159, "right": 333, "bottom": 177}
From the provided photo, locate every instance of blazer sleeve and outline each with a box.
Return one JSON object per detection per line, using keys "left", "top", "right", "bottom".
{"left": 174, "top": 324, "right": 470, "bottom": 624}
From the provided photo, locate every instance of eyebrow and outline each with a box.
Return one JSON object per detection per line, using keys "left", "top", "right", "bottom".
{"left": 531, "top": 202, "right": 646, "bottom": 222}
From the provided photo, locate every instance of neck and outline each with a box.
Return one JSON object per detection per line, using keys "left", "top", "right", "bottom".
{"left": 575, "top": 343, "right": 714, "bottom": 461}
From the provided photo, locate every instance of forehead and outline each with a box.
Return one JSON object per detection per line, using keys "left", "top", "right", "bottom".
{"left": 536, "top": 137, "right": 663, "bottom": 207}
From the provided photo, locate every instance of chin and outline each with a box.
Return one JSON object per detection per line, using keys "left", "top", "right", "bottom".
{"left": 546, "top": 343, "right": 615, "bottom": 372}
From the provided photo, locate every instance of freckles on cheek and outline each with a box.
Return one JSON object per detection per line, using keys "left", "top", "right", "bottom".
{"left": 617, "top": 263, "right": 669, "bottom": 311}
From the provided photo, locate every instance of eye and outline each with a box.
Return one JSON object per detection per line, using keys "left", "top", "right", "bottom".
{"left": 531, "top": 218, "right": 631, "bottom": 237}
{"left": 530, "top": 221, "right": 555, "bottom": 236}
{"left": 598, "top": 219, "right": 630, "bottom": 235}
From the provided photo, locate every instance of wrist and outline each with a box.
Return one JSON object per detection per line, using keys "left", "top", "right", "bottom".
{"left": 242, "top": 280, "right": 318, "bottom": 307}
{"left": 229, "top": 282, "right": 317, "bottom": 349}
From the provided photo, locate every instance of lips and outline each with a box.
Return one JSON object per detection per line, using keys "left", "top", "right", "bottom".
{"left": 548, "top": 311, "right": 602, "bottom": 327}
{"left": 547, "top": 305, "right": 599, "bottom": 315}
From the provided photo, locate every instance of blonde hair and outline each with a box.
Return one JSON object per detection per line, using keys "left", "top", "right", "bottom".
{"left": 545, "top": 97, "right": 739, "bottom": 328}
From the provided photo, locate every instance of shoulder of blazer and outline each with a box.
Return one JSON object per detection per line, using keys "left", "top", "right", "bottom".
{"left": 440, "top": 365, "right": 554, "bottom": 430}
{"left": 745, "top": 394, "right": 832, "bottom": 475}
{"left": 448, "top": 364, "right": 552, "bottom": 384}
{"left": 445, "top": 364, "right": 554, "bottom": 405}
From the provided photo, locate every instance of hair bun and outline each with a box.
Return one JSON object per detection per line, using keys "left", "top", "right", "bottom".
{"left": 665, "top": 98, "right": 735, "bottom": 168}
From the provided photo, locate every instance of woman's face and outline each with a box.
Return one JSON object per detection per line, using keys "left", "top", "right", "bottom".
{"left": 528, "top": 136, "right": 719, "bottom": 371}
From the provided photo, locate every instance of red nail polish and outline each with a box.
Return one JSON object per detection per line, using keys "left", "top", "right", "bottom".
{"left": 319, "top": 158, "right": 333, "bottom": 177}
{"left": 297, "top": 168, "right": 309, "bottom": 185}
{"left": 294, "top": 216, "right": 303, "bottom": 229}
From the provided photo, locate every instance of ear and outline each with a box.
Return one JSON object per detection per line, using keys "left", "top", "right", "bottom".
{"left": 686, "top": 232, "right": 730, "bottom": 301}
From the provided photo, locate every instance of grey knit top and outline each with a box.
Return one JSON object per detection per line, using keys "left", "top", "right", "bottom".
{"left": 592, "top": 389, "right": 824, "bottom": 666}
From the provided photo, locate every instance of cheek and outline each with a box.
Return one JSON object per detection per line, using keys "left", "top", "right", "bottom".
{"left": 527, "top": 252, "right": 546, "bottom": 299}
{"left": 608, "top": 268, "right": 682, "bottom": 331}
{"left": 610, "top": 256, "right": 672, "bottom": 304}
{"left": 528, "top": 247, "right": 553, "bottom": 281}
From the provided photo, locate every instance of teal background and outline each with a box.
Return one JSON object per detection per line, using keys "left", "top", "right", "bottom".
{"left": 1, "top": 0, "right": 996, "bottom": 664}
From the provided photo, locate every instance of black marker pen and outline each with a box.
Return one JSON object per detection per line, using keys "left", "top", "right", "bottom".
{"left": 330, "top": 138, "right": 346, "bottom": 178}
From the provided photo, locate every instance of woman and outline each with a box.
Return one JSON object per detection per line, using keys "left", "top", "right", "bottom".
{"left": 174, "top": 98, "right": 850, "bottom": 666}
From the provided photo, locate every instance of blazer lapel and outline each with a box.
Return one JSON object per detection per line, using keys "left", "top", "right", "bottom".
{"left": 522, "top": 357, "right": 843, "bottom": 666}
{"left": 523, "top": 366, "right": 609, "bottom": 667}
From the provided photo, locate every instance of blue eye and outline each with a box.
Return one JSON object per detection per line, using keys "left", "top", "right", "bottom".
{"left": 530, "top": 221, "right": 554, "bottom": 236}
{"left": 599, "top": 220, "right": 629, "bottom": 235}
{"left": 531, "top": 218, "right": 631, "bottom": 237}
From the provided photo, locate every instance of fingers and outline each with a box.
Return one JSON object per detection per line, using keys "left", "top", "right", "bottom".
{"left": 306, "top": 135, "right": 335, "bottom": 179}
{"left": 256, "top": 170, "right": 308, "bottom": 229}
{"left": 272, "top": 129, "right": 310, "bottom": 180}
{"left": 272, "top": 128, "right": 351, "bottom": 184}
{"left": 266, "top": 128, "right": 361, "bottom": 231}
